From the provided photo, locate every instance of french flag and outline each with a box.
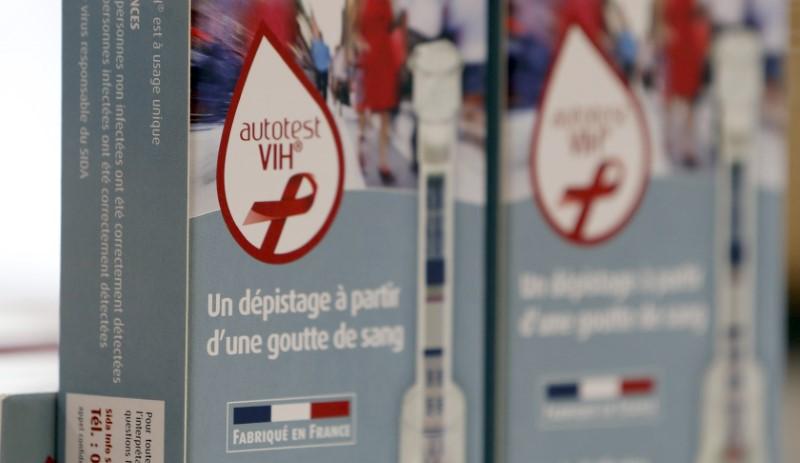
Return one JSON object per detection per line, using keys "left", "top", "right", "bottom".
{"left": 233, "top": 400, "right": 350, "bottom": 425}
{"left": 547, "top": 376, "right": 656, "bottom": 402}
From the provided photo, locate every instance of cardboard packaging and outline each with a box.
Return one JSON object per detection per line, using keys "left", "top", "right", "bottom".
{"left": 495, "top": 1, "right": 787, "bottom": 461}
{"left": 0, "top": 394, "right": 57, "bottom": 463}
{"left": 61, "top": 1, "right": 489, "bottom": 462}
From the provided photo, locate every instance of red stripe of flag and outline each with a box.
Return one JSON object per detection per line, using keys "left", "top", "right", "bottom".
{"left": 621, "top": 377, "right": 655, "bottom": 396}
{"left": 310, "top": 401, "right": 350, "bottom": 419}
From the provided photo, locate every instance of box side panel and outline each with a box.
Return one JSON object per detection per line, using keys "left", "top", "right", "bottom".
{"left": 758, "top": 189, "right": 787, "bottom": 463}
{"left": 60, "top": 1, "right": 190, "bottom": 462}
{"left": 0, "top": 394, "right": 57, "bottom": 463}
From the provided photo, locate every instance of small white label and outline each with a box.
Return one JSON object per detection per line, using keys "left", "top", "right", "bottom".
{"left": 65, "top": 393, "right": 165, "bottom": 463}
{"left": 226, "top": 394, "right": 356, "bottom": 453}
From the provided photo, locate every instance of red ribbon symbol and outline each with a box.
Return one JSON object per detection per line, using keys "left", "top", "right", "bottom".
{"left": 244, "top": 173, "right": 317, "bottom": 257}
{"left": 561, "top": 159, "right": 624, "bottom": 241}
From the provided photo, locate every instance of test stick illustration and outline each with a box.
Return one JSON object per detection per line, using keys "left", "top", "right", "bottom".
{"left": 696, "top": 30, "right": 769, "bottom": 463}
{"left": 400, "top": 40, "right": 466, "bottom": 463}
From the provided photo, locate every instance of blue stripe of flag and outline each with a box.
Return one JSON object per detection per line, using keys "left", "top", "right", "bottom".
{"left": 233, "top": 405, "right": 271, "bottom": 425}
{"left": 547, "top": 383, "right": 579, "bottom": 401}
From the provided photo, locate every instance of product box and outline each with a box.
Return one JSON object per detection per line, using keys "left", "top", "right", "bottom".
{"left": 496, "top": 1, "right": 786, "bottom": 462}
{"left": 61, "top": 1, "right": 489, "bottom": 462}
{"left": 0, "top": 393, "right": 57, "bottom": 463}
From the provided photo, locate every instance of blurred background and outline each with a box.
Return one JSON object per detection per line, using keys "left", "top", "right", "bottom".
{"left": 0, "top": 1, "right": 60, "bottom": 394}
{"left": 0, "top": 0, "right": 797, "bottom": 460}
{"left": 783, "top": 1, "right": 800, "bottom": 458}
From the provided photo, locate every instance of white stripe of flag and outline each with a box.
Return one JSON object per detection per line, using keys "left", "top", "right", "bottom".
{"left": 271, "top": 403, "right": 311, "bottom": 422}
{"left": 580, "top": 377, "right": 620, "bottom": 400}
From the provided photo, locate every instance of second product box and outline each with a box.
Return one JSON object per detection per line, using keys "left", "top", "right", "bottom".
{"left": 496, "top": 1, "right": 787, "bottom": 462}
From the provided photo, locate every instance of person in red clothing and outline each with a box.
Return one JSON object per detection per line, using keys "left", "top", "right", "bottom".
{"left": 355, "top": 0, "right": 401, "bottom": 183}
{"left": 557, "top": 0, "right": 640, "bottom": 81}
{"left": 661, "top": 0, "right": 710, "bottom": 167}
{"left": 663, "top": 0, "right": 709, "bottom": 104}
{"left": 558, "top": 0, "right": 606, "bottom": 46}
{"left": 241, "top": 0, "right": 299, "bottom": 48}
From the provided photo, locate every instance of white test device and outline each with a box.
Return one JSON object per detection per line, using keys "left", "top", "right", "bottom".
{"left": 696, "top": 30, "right": 769, "bottom": 463}
{"left": 400, "top": 40, "right": 467, "bottom": 463}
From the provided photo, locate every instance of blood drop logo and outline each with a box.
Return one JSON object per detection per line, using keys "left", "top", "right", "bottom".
{"left": 217, "top": 23, "right": 345, "bottom": 264}
{"left": 531, "top": 25, "right": 651, "bottom": 246}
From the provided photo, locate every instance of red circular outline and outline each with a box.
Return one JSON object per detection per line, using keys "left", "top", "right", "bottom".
{"left": 217, "top": 22, "right": 345, "bottom": 265}
{"left": 529, "top": 24, "right": 652, "bottom": 247}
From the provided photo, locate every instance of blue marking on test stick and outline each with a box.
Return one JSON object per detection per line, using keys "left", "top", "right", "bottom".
{"left": 426, "top": 259, "right": 446, "bottom": 285}
{"left": 424, "top": 348, "right": 444, "bottom": 357}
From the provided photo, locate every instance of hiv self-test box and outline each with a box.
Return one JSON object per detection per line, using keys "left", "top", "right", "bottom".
{"left": 0, "top": 393, "right": 57, "bottom": 463}
{"left": 496, "top": 2, "right": 786, "bottom": 462}
{"left": 61, "top": 1, "right": 490, "bottom": 462}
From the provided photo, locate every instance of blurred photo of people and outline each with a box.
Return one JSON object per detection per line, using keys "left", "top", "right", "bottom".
{"left": 506, "top": 0, "right": 644, "bottom": 110}
{"left": 506, "top": 0, "right": 556, "bottom": 109}
{"left": 189, "top": 0, "right": 487, "bottom": 194}
{"left": 354, "top": 0, "right": 402, "bottom": 183}
{"left": 310, "top": 23, "right": 332, "bottom": 101}
{"left": 504, "top": 0, "right": 785, "bottom": 175}
{"left": 660, "top": 0, "right": 711, "bottom": 168}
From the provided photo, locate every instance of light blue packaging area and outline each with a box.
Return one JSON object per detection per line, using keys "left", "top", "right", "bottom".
{"left": 497, "top": 109, "right": 787, "bottom": 463}
{"left": 756, "top": 190, "right": 786, "bottom": 463}
{"left": 188, "top": 194, "right": 486, "bottom": 462}
{"left": 0, "top": 393, "right": 57, "bottom": 463}
{"left": 499, "top": 179, "right": 785, "bottom": 462}
{"left": 502, "top": 177, "right": 715, "bottom": 462}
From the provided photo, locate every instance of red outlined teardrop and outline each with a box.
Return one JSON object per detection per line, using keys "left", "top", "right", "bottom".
{"left": 529, "top": 22, "right": 652, "bottom": 246}
{"left": 217, "top": 22, "right": 345, "bottom": 264}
